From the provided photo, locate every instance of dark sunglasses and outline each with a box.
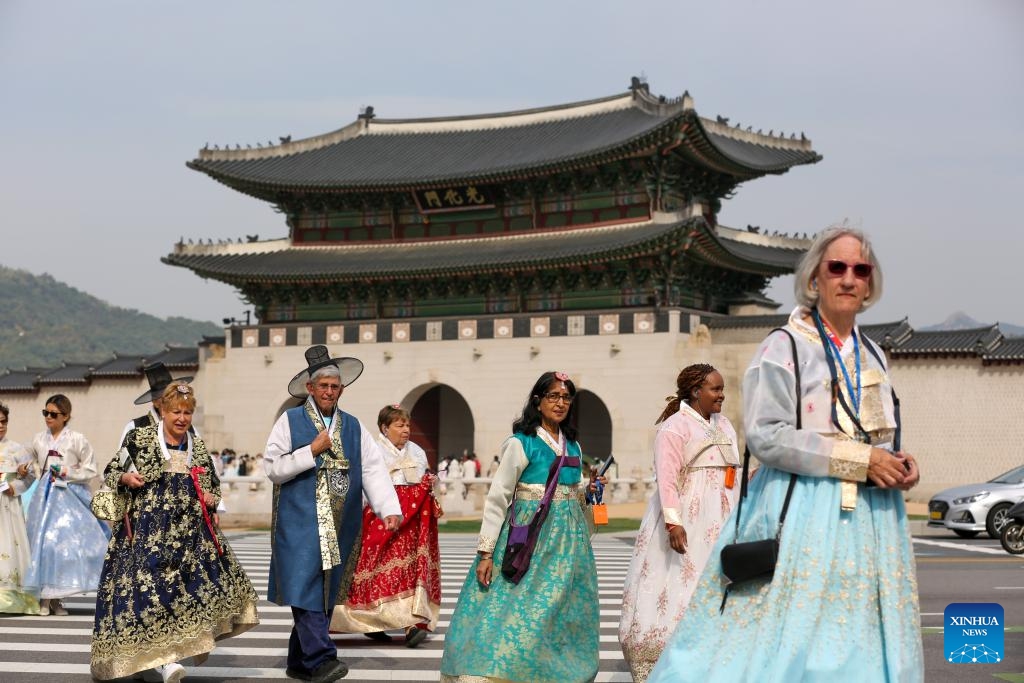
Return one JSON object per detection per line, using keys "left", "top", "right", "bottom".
{"left": 41, "top": 410, "right": 65, "bottom": 419}
{"left": 825, "top": 260, "right": 873, "bottom": 279}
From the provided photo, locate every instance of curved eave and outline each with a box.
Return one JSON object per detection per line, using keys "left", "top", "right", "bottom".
{"left": 165, "top": 217, "right": 802, "bottom": 287}
{"left": 687, "top": 223, "right": 804, "bottom": 275}
{"left": 675, "top": 112, "right": 822, "bottom": 178}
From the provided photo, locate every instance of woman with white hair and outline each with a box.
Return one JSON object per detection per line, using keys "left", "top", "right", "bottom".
{"left": 649, "top": 226, "right": 924, "bottom": 682}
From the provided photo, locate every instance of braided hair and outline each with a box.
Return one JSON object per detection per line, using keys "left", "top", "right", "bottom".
{"left": 655, "top": 363, "right": 717, "bottom": 424}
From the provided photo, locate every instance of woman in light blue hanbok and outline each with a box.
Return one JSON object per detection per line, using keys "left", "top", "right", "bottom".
{"left": 649, "top": 227, "right": 924, "bottom": 682}
{"left": 24, "top": 394, "right": 109, "bottom": 616}
{"left": 441, "top": 371, "right": 601, "bottom": 683}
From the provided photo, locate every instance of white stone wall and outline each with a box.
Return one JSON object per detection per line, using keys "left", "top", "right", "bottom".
{"left": 3, "top": 321, "right": 1021, "bottom": 509}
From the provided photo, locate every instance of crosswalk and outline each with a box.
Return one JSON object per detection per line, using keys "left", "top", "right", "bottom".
{"left": 0, "top": 531, "right": 635, "bottom": 682}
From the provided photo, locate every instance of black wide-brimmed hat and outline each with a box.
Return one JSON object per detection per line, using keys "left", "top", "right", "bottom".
{"left": 134, "top": 362, "right": 194, "bottom": 405}
{"left": 287, "top": 345, "right": 364, "bottom": 398}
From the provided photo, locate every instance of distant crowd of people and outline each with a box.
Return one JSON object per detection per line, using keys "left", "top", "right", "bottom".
{"left": 0, "top": 226, "right": 925, "bottom": 682}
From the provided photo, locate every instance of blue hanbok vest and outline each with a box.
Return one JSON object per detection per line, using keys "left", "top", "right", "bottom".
{"left": 267, "top": 407, "right": 364, "bottom": 612}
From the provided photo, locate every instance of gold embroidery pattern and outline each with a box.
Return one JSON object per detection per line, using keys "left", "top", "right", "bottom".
{"left": 514, "top": 482, "right": 580, "bottom": 501}
{"left": 828, "top": 441, "right": 870, "bottom": 482}
{"left": 304, "top": 402, "right": 348, "bottom": 572}
{"left": 477, "top": 534, "right": 497, "bottom": 553}
{"left": 90, "top": 431, "right": 258, "bottom": 680}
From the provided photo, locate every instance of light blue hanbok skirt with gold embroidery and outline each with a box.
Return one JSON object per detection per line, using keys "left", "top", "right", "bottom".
{"left": 24, "top": 479, "right": 109, "bottom": 599}
{"left": 649, "top": 467, "right": 924, "bottom": 683}
{"left": 440, "top": 491, "right": 599, "bottom": 683}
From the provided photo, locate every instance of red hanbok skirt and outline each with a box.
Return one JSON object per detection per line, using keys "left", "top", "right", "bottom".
{"left": 330, "top": 476, "right": 442, "bottom": 632}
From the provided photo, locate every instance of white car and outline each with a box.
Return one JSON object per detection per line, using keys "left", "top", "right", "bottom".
{"left": 927, "top": 465, "right": 1024, "bottom": 538}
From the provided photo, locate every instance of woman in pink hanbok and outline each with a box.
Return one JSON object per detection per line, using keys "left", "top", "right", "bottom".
{"left": 618, "top": 364, "right": 741, "bottom": 681}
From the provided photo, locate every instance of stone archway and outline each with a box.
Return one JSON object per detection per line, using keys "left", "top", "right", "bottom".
{"left": 575, "top": 389, "right": 612, "bottom": 469}
{"left": 274, "top": 396, "right": 305, "bottom": 421}
{"left": 404, "top": 384, "right": 474, "bottom": 471}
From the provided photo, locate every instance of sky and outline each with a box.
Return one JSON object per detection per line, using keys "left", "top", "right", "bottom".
{"left": 1, "top": 0, "right": 1021, "bottom": 329}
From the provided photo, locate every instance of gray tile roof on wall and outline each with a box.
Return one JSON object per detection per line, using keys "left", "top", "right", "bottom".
{"left": 91, "top": 354, "right": 146, "bottom": 377}
{"left": 0, "top": 370, "right": 43, "bottom": 392}
{"left": 164, "top": 219, "right": 804, "bottom": 282}
{"left": 37, "top": 363, "right": 92, "bottom": 384}
{"left": 890, "top": 326, "right": 1002, "bottom": 356}
{"left": 985, "top": 338, "right": 1024, "bottom": 361}
{"left": 145, "top": 347, "right": 199, "bottom": 369}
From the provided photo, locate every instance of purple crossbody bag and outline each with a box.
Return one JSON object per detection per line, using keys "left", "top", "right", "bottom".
{"left": 500, "top": 443, "right": 576, "bottom": 584}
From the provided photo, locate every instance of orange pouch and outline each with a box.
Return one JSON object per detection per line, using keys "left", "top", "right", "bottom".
{"left": 724, "top": 467, "right": 736, "bottom": 490}
{"left": 592, "top": 503, "right": 609, "bottom": 525}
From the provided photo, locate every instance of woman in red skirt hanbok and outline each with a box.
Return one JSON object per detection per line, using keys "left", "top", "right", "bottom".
{"left": 331, "top": 405, "right": 442, "bottom": 647}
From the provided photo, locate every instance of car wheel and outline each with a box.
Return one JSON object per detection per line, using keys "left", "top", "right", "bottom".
{"left": 1001, "top": 523, "right": 1024, "bottom": 555}
{"left": 986, "top": 502, "right": 1012, "bottom": 538}
{"left": 953, "top": 529, "right": 980, "bottom": 539}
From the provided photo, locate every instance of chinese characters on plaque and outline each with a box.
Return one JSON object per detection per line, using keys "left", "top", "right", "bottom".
{"left": 413, "top": 185, "right": 494, "bottom": 213}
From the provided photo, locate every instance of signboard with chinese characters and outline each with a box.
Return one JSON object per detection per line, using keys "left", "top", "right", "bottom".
{"left": 413, "top": 185, "right": 495, "bottom": 214}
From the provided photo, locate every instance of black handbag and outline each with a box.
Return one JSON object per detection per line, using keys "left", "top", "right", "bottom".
{"left": 719, "top": 328, "right": 800, "bottom": 612}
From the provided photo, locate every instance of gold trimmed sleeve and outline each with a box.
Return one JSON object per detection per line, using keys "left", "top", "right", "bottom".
{"left": 828, "top": 440, "right": 870, "bottom": 482}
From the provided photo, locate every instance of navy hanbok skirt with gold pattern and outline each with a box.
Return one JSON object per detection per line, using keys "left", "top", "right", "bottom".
{"left": 90, "top": 462, "right": 259, "bottom": 680}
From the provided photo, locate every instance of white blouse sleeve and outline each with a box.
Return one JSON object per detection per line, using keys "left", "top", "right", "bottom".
{"left": 66, "top": 432, "right": 98, "bottom": 483}
{"left": 359, "top": 423, "right": 402, "bottom": 519}
{"left": 477, "top": 437, "right": 529, "bottom": 553}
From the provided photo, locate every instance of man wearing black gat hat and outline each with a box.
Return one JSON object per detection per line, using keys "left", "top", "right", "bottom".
{"left": 264, "top": 345, "right": 402, "bottom": 683}
{"left": 117, "top": 362, "right": 195, "bottom": 446}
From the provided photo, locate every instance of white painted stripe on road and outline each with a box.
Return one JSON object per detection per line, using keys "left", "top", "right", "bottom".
{"left": 912, "top": 538, "right": 1007, "bottom": 555}
{"left": 0, "top": 663, "right": 632, "bottom": 681}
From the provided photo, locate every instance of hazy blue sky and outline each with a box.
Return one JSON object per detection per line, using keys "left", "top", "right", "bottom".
{"left": 2, "top": 0, "right": 1021, "bottom": 328}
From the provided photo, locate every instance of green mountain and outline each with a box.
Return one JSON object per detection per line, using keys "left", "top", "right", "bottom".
{"left": 0, "top": 265, "right": 222, "bottom": 369}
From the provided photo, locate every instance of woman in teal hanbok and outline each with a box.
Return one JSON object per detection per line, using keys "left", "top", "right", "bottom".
{"left": 649, "top": 226, "right": 924, "bottom": 683}
{"left": 440, "top": 371, "right": 600, "bottom": 683}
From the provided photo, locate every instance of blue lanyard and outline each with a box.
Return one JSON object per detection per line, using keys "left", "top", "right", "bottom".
{"left": 824, "top": 330, "right": 862, "bottom": 416}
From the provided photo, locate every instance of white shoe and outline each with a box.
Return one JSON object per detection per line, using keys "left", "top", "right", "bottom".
{"left": 154, "top": 662, "right": 186, "bottom": 683}
{"left": 38, "top": 600, "right": 50, "bottom": 617}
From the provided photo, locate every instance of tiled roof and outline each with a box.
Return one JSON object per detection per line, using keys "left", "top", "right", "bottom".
{"left": 889, "top": 325, "right": 1002, "bottom": 356}
{"left": 985, "top": 338, "right": 1024, "bottom": 361}
{"left": 146, "top": 347, "right": 199, "bottom": 370}
{"left": 0, "top": 348, "right": 200, "bottom": 393}
{"left": 164, "top": 217, "right": 805, "bottom": 283}
{"left": 37, "top": 363, "right": 92, "bottom": 385}
{"left": 0, "top": 370, "right": 43, "bottom": 392}
{"left": 187, "top": 88, "right": 820, "bottom": 193}
{"left": 91, "top": 354, "right": 146, "bottom": 377}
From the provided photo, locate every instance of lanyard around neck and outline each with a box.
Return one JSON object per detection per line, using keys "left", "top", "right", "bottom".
{"left": 812, "top": 309, "right": 871, "bottom": 443}
{"left": 823, "top": 324, "right": 862, "bottom": 415}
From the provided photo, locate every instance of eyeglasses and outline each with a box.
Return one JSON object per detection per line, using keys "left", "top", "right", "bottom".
{"left": 542, "top": 392, "right": 574, "bottom": 404}
{"left": 41, "top": 410, "right": 64, "bottom": 419}
{"left": 825, "top": 260, "right": 873, "bottom": 279}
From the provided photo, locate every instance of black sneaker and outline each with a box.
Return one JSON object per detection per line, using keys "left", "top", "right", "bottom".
{"left": 310, "top": 658, "right": 349, "bottom": 683}
{"left": 364, "top": 631, "right": 393, "bottom": 643}
{"left": 285, "top": 666, "right": 312, "bottom": 681}
{"left": 405, "top": 626, "right": 428, "bottom": 648}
